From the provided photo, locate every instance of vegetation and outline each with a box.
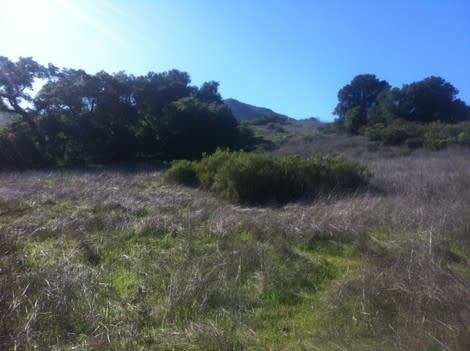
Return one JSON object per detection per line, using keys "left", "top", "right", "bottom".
{"left": 165, "top": 150, "right": 369, "bottom": 204}
{"left": 334, "top": 74, "right": 391, "bottom": 134}
{"left": 334, "top": 74, "right": 470, "bottom": 146}
{"left": 0, "top": 57, "right": 249, "bottom": 168}
{"left": 1, "top": 147, "right": 470, "bottom": 350}
{"left": 364, "top": 119, "right": 470, "bottom": 149}
{"left": 1, "top": 55, "right": 470, "bottom": 350}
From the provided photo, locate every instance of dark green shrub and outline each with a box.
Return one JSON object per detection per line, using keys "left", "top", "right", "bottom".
{"left": 422, "top": 122, "right": 453, "bottom": 150}
{"left": 212, "top": 152, "right": 283, "bottom": 203}
{"left": 197, "top": 149, "right": 234, "bottom": 188}
{"left": 457, "top": 130, "right": 470, "bottom": 145}
{"left": 164, "top": 159, "right": 199, "bottom": 186}
{"left": 382, "top": 125, "right": 410, "bottom": 146}
{"left": 364, "top": 123, "right": 387, "bottom": 142}
{"left": 165, "top": 150, "right": 369, "bottom": 204}
{"left": 405, "top": 137, "right": 424, "bottom": 149}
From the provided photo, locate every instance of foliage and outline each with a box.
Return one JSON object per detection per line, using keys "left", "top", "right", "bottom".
{"left": 335, "top": 74, "right": 470, "bottom": 136}
{"left": 364, "top": 119, "right": 470, "bottom": 149}
{"left": 0, "top": 56, "right": 244, "bottom": 168}
{"left": 166, "top": 149, "right": 369, "bottom": 204}
{"left": 344, "top": 106, "right": 367, "bottom": 134}
{"left": 0, "top": 56, "right": 56, "bottom": 149}
{"left": 376, "top": 76, "right": 470, "bottom": 124}
{"left": 157, "top": 97, "right": 239, "bottom": 160}
{"left": 0, "top": 122, "right": 46, "bottom": 168}
{"left": 165, "top": 159, "right": 199, "bottom": 186}
{"left": 334, "top": 74, "right": 390, "bottom": 133}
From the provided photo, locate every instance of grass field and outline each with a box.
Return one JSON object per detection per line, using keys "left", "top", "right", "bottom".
{"left": 1, "top": 129, "right": 470, "bottom": 350}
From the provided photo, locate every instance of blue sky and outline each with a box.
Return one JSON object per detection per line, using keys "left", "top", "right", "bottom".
{"left": 1, "top": 0, "right": 469, "bottom": 120}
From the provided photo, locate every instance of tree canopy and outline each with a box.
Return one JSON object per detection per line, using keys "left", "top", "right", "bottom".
{"left": 0, "top": 56, "right": 246, "bottom": 168}
{"left": 335, "top": 74, "right": 470, "bottom": 134}
{"left": 334, "top": 74, "right": 390, "bottom": 133}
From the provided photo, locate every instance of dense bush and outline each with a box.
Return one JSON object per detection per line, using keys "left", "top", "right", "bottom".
{"left": 164, "top": 159, "right": 199, "bottom": 186}
{"left": 165, "top": 150, "right": 369, "bottom": 204}
{"left": 364, "top": 120, "right": 470, "bottom": 149}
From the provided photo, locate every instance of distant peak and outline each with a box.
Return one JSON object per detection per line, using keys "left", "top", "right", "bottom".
{"left": 224, "top": 98, "right": 293, "bottom": 122}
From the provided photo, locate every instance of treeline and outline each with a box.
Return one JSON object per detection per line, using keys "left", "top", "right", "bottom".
{"left": 0, "top": 56, "right": 255, "bottom": 168}
{"left": 334, "top": 74, "right": 470, "bottom": 148}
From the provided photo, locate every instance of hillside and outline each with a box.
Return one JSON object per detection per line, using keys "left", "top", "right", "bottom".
{"left": 224, "top": 98, "right": 293, "bottom": 122}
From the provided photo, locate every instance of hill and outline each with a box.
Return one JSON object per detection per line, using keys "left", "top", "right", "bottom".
{"left": 224, "top": 98, "right": 293, "bottom": 122}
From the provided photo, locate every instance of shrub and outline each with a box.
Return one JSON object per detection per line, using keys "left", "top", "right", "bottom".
{"left": 382, "top": 125, "right": 410, "bottom": 145}
{"left": 165, "top": 150, "right": 369, "bottom": 204}
{"left": 164, "top": 159, "right": 199, "bottom": 186}
{"left": 363, "top": 120, "right": 470, "bottom": 149}
{"left": 457, "top": 130, "right": 470, "bottom": 145}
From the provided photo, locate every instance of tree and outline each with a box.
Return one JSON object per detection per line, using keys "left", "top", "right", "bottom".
{"left": 35, "top": 69, "right": 138, "bottom": 163}
{"left": 334, "top": 74, "right": 390, "bottom": 133}
{"left": 0, "top": 56, "right": 55, "bottom": 148}
{"left": 195, "top": 81, "right": 222, "bottom": 103}
{"left": 158, "top": 96, "right": 239, "bottom": 159}
{"left": 344, "top": 106, "right": 367, "bottom": 134}
{"left": 133, "top": 70, "right": 194, "bottom": 153}
{"left": 375, "top": 76, "right": 470, "bottom": 124}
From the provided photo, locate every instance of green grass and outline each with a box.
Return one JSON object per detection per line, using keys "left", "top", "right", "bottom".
{"left": 18, "top": 205, "right": 469, "bottom": 350}
{"left": 20, "top": 218, "right": 376, "bottom": 350}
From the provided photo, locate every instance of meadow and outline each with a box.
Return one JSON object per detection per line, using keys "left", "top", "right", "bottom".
{"left": 1, "top": 125, "right": 470, "bottom": 350}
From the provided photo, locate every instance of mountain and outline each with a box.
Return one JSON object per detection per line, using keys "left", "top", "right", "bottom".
{"left": 224, "top": 98, "right": 293, "bottom": 122}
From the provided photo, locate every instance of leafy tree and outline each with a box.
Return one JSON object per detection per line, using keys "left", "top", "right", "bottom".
{"left": 133, "top": 70, "right": 194, "bottom": 153}
{"left": 35, "top": 69, "right": 96, "bottom": 116}
{"left": 0, "top": 56, "right": 56, "bottom": 149}
{"left": 334, "top": 75, "right": 390, "bottom": 118}
{"left": 344, "top": 106, "right": 367, "bottom": 134}
{"left": 0, "top": 56, "right": 247, "bottom": 167}
{"left": 375, "top": 76, "right": 470, "bottom": 124}
{"left": 195, "top": 81, "right": 222, "bottom": 103}
{"left": 334, "top": 74, "right": 390, "bottom": 133}
{"left": 158, "top": 96, "right": 239, "bottom": 159}
{"left": 35, "top": 69, "right": 138, "bottom": 163}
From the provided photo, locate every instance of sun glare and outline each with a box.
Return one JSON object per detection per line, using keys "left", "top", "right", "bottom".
{"left": 0, "top": 0, "right": 61, "bottom": 37}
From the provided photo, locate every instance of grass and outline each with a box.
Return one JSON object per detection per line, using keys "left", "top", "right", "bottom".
{"left": 1, "top": 142, "right": 470, "bottom": 350}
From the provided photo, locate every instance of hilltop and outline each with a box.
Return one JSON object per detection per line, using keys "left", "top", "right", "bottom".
{"left": 224, "top": 98, "right": 294, "bottom": 122}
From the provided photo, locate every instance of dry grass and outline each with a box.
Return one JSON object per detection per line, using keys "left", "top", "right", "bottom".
{"left": 1, "top": 144, "right": 470, "bottom": 349}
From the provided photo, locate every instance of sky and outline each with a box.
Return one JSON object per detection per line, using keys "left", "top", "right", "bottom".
{"left": 1, "top": 0, "right": 469, "bottom": 121}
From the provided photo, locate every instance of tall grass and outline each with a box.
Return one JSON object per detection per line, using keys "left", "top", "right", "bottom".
{"left": 1, "top": 147, "right": 469, "bottom": 350}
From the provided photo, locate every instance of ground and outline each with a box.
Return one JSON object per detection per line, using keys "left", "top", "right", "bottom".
{"left": 1, "top": 126, "right": 470, "bottom": 350}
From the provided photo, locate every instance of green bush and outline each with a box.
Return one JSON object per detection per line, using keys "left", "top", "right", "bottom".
{"left": 165, "top": 150, "right": 369, "bottom": 204}
{"left": 363, "top": 120, "right": 470, "bottom": 149}
{"left": 457, "top": 130, "right": 470, "bottom": 145}
{"left": 382, "top": 126, "right": 410, "bottom": 145}
{"left": 164, "top": 159, "right": 199, "bottom": 186}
